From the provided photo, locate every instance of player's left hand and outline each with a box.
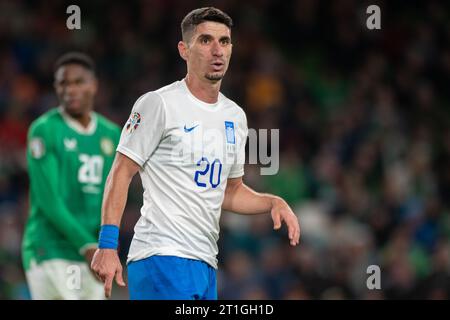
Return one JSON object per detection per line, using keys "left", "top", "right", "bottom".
{"left": 270, "top": 198, "right": 300, "bottom": 246}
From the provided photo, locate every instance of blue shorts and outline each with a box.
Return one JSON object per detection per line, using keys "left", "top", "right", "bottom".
{"left": 127, "top": 255, "right": 217, "bottom": 300}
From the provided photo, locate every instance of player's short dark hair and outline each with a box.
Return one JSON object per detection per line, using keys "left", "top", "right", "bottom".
{"left": 53, "top": 51, "right": 96, "bottom": 75}
{"left": 181, "top": 7, "right": 233, "bottom": 43}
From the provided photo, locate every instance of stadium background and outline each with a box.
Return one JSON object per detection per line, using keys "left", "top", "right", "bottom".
{"left": 0, "top": 0, "right": 449, "bottom": 299}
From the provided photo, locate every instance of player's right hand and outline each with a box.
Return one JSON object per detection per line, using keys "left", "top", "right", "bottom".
{"left": 90, "top": 249, "right": 126, "bottom": 298}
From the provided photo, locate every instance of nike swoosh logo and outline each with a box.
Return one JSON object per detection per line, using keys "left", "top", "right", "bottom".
{"left": 184, "top": 124, "right": 199, "bottom": 133}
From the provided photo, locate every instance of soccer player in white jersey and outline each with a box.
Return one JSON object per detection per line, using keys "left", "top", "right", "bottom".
{"left": 91, "top": 7, "right": 301, "bottom": 300}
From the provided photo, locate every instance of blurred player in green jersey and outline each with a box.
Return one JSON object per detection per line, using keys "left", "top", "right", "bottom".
{"left": 22, "top": 52, "right": 121, "bottom": 299}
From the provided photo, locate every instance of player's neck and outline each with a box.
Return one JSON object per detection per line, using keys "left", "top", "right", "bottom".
{"left": 185, "top": 74, "right": 221, "bottom": 104}
{"left": 75, "top": 113, "right": 93, "bottom": 129}
{"left": 63, "top": 108, "right": 93, "bottom": 129}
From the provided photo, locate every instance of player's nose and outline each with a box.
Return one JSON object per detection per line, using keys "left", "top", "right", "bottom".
{"left": 211, "top": 41, "right": 224, "bottom": 57}
{"left": 64, "top": 83, "right": 78, "bottom": 95}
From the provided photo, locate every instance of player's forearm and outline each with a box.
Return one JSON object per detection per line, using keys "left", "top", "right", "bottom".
{"left": 222, "top": 181, "right": 282, "bottom": 215}
{"left": 101, "top": 153, "right": 139, "bottom": 226}
{"left": 101, "top": 171, "right": 131, "bottom": 226}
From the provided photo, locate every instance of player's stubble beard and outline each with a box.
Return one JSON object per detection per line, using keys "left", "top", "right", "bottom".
{"left": 204, "top": 59, "right": 229, "bottom": 82}
{"left": 205, "top": 73, "right": 224, "bottom": 81}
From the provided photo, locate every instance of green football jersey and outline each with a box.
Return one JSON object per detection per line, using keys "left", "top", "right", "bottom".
{"left": 22, "top": 107, "right": 121, "bottom": 270}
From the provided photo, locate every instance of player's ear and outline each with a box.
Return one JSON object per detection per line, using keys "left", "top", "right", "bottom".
{"left": 178, "top": 41, "right": 188, "bottom": 61}
{"left": 53, "top": 71, "right": 59, "bottom": 92}
{"left": 53, "top": 77, "right": 62, "bottom": 96}
{"left": 91, "top": 77, "right": 98, "bottom": 95}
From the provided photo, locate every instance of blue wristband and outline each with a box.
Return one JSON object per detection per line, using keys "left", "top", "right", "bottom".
{"left": 98, "top": 225, "right": 119, "bottom": 249}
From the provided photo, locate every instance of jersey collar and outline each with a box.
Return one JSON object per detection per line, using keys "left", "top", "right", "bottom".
{"left": 58, "top": 107, "right": 98, "bottom": 135}
{"left": 181, "top": 78, "right": 223, "bottom": 112}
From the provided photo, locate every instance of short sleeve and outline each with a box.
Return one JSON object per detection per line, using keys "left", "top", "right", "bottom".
{"left": 117, "top": 92, "right": 166, "bottom": 167}
{"left": 228, "top": 111, "right": 248, "bottom": 178}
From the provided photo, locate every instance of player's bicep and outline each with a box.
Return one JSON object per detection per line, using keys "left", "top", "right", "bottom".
{"left": 110, "top": 151, "right": 141, "bottom": 180}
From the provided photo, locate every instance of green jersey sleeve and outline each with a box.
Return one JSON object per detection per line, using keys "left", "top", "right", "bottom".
{"left": 27, "top": 120, "right": 97, "bottom": 254}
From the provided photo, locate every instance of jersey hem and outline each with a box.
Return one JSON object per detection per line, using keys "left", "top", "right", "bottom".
{"left": 127, "top": 248, "right": 218, "bottom": 269}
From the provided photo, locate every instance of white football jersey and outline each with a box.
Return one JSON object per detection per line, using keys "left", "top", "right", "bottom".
{"left": 117, "top": 79, "right": 248, "bottom": 269}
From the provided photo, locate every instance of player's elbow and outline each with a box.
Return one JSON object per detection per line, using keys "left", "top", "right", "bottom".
{"left": 222, "top": 179, "right": 243, "bottom": 211}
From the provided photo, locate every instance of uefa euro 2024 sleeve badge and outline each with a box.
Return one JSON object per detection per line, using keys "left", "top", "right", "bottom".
{"left": 126, "top": 112, "right": 141, "bottom": 133}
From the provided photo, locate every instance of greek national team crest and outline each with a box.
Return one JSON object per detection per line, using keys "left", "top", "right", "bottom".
{"left": 126, "top": 112, "right": 141, "bottom": 133}
{"left": 225, "top": 121, "right": 235, "bottom": 144}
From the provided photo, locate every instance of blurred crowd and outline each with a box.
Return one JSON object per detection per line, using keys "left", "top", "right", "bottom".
{"left": 1, "top": 0, "right": 449, "bottom": 299}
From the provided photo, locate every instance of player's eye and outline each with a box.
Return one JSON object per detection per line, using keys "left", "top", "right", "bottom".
{"left": 220, "top": 38, "right": 230, "bottom": 45}
{"left": 200, "top": 37, "right": 210, "bottom": 44}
